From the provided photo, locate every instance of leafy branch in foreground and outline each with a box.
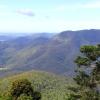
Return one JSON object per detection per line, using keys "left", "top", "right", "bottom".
{"left": 68, "top": 44, "right": 100, "bottom": 100}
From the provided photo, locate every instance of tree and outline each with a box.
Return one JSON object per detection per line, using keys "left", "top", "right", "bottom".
{"left": 69, "top": 45, "right": 100, "bottom": 100}
{"left": 9, "top": 79, "right": 41, "bottom": 100}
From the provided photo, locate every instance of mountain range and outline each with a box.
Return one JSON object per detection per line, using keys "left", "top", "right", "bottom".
{"left": 0, "top": 29, "right": 100, "bottom": 76}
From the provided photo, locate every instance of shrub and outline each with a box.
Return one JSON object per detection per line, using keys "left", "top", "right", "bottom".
{"left": 9, "top": 78, "right": 41, "bottom": 100}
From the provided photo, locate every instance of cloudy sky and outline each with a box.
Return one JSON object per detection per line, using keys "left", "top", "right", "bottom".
{"left": 0, "top": 0, "right": 100, "bottom": 33}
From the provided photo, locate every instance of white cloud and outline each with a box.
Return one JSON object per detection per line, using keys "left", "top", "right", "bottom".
{"left": 16, "top": 9, "right": 35, "bottom": 16}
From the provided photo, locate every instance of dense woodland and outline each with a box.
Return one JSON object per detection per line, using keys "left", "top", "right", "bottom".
{"left": 0, "top": 44, "right": 100, "bottom": 100}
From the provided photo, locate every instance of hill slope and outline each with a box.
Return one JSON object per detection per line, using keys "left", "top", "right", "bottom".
{"left": 0, "top": 70, "right": 74, "bottom": 100}
{"left": 0, "top": 29, "right": 100, "bottom": 76}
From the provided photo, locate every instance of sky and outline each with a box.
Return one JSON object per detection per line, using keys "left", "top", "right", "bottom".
{"left": 0, "top": 0, "right": 100, "bottom": 34}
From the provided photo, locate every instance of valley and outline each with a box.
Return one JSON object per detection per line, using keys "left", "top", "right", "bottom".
{"left": 0, "top": 29, "right": 100, "bottom": 76}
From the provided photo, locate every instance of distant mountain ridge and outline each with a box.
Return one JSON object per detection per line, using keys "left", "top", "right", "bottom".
{"left": 0, "top": 29, "right": 100, "bottom": 76}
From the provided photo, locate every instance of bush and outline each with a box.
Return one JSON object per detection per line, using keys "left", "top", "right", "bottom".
{"left": 9, "top": 78, "right": 41, "bottom": 100}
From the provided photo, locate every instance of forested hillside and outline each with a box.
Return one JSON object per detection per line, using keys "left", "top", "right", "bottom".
{"left": 0, "top": 29, "right": 100, "bottom": 76}
{"left": 0, "top": 70, "right": 74, "bottom": 100}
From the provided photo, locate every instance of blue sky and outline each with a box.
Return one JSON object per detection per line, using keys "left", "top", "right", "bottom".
{"left": 0, "top": 0, "right": 100, "bottom": 34}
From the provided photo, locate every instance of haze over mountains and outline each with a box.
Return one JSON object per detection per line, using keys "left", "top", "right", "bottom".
{"left": 0, "top": 29, "right": 100, "bottom": 76}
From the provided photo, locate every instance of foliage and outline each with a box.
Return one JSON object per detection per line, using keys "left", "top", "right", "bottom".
{"left": 17, "top": 94, "right": 33, "bottom": 100}
{"left": 9, "top": 79, "right": 34, "bottom": 100}
{"left": 69, "top": 44, "right": 100, "bottom": 100}
{"left": 0, "top": 70, "right": 74, "bottom": 100}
